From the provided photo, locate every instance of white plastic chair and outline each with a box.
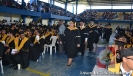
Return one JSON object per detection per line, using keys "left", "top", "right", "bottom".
{"left": 0, "top": 60, "right": 4, "bottom": 74}
{"left": 43, "top": 36, "right": 57, "bottom": 55}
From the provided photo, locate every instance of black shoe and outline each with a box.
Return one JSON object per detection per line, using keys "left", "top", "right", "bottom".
{"left": 67, "top": 63, "right": 71, "bottom": 66}
{"left": 14, "top": 66, "right": 18, "bottom": 70}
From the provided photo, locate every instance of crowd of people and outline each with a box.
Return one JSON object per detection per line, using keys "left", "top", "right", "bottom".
{"left": 0, "top": 18, "right": 114, "bottom": 69}
{"left": 0, "top": 0, "right": 38, "bottom": 12}
{"left": 123, "top": 12, "right": 133, "bottom": 20}
{"left": 77, "top": 10, "right": 98, "bottom": 20}
{"left": 38, "top": 1, "right": 75, "bottom": 17}
{"left": 99, "top": 12, "right": 118, "bottom": 20}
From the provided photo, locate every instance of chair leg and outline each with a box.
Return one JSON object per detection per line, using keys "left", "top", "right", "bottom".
{"left": 55, "top": 46, "right": 56, "bottom": 53}
{"left": 43, "top": 46, "right": 46, "bottom": 54}
{"left": 1, "top": 60, "right": 4, "bottom": 74}
{"left": 42, "top": 53, "right": 44, "bottom": 58}
{"left": 50, "top": 46, "right": 52, "bottom": 55}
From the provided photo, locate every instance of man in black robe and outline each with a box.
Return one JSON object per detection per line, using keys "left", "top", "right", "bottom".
{"left": 86, "top": 19, "right": 97, "bottom": 51}
{"left": 78, "top": 20, "right": 87, "bottom": 56}
{"left": 11, "top": 31, "right": 30, "bottom": 70}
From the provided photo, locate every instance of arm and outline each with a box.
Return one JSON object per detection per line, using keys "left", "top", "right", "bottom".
{"left": 84, "top": 28, "right": 89, "bottom": 42}
{"left": 76, "top": 29, "right": 81, "bottom": 45}
{"left": 22, "top": 40, "right": 30, "bottom": 52}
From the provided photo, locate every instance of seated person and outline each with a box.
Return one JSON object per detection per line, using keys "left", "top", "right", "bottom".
{"left": 11, "top": 31, "right": 29, "bottom": 70}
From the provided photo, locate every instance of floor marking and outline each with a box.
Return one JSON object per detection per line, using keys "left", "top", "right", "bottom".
{"left": 26, "top": 68, "right": 50, "bottom": 76}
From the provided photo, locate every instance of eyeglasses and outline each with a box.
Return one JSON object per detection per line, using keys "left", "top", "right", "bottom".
{"left": 125, "top": 57, "right": 133, "bottom": 61}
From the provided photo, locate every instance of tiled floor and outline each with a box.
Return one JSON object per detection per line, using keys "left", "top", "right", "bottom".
{"left": 0, "top": 33, "right": 115, "bottom": 76}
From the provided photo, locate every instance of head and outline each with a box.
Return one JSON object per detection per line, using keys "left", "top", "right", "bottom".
{"left": 80, "top": 20, "right": 84, "bottom": 26}
{"left": 90, "top": 21, "right": 94, "bottom": 25}
{"left": 121, "top": 48, "right": 133, "bottom": 71}
{"left": 58, "top": 20, "right": 63, "bottom": 25}
{"left": 69, "top": 18, "right": 76, "bottom": 27}
{"left": 115, "top": 34, "right": 127, "bottom": 43}
{"left": 1, "top": 29, "right": 6, "bottom": 35}
{"left": 19, "top": 31, "right": 25, "bottom": 39}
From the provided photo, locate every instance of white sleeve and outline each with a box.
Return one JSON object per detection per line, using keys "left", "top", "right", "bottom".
{"left": 85, "top": 38, "right": 88, "bottom": 41}
{"left": 36, "top": 35, "right": 40, "bottom": 40}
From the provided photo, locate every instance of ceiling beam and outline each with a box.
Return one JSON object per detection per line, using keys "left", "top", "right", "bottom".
{"left": 67, "top": 0, "right": 77, "bottom": 3}
{"left": 87, "top": 0, "right": 91, "bottom": 6}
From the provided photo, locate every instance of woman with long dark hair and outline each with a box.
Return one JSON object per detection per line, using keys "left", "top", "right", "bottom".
{"left": 64, "top": 18, "right": 81, "bottom": 66}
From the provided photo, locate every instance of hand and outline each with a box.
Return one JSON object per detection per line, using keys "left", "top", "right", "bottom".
{"left": 37, "top": 41, "right": 40, "bottom": 44}
{"left": 5, "top": 49, "right": 10, "bottom": 54}
{"left": 13, "top": 51, "right": 19, "bottom": 55}
{"left": 89, "top": 31, "right": 93, "bottom": 33}
{"left": 85, "top": 41, "right": 87, "bottom": 44}
{"left": 60, "top": 41, "right": 62, "bottom": 44}
{"left": 4, "top": 44, "right": 9, "bottom": 47}
{"left": 77, "top": 44, "right": 80, "bottom": 47}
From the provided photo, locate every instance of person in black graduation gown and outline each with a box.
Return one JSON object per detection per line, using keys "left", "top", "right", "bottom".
{"left": 78, "top": 20, "right": 87, "bottom": 56}
{"left": 2, "top": 30, "right": 15, "bottom": 66}
{"left": 97, "top": 23, "right": 103, "bottom": 38}
{"left": 105, "top": 23, "right": 112, "bottom": 43}
{"left": 0, "top": 28, "right": 7, "bottom": 59}
{"left": 30, "top": 31, "right": 45, "bottom": 61}
{"left": 12, "top": 31, "right": 30, "bottom": 69}
{"left": 93, "top": 22, "right": 99, "bottom": 49}
{"left": 86, "top": 19, "right": 97, "bottom": 51}
{"left": 64, "top": 18, "right": 81, "bottom": 66}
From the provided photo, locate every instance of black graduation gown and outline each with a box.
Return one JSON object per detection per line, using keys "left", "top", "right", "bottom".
{"left": 14, "top": 39, "right": 30, "bottom": 69}
{"left": 86, "top": 25, "right": 97, "bottom": 51}
{"left": 97, "top": 26, "right": 102, "bottom": 37}
{"left": 105, "top": 28, "right": 112, "bottom": 42}
{"left": 30, "top": 38, "right": 45, "bottom": 61}
{"left": 64, "top": 27, "right": 81, "bottom": 58}
{"left": 78, "top": 26, "right": 87, "bottom": 55}
{"left": 45, "top": 33, "right": 52, "bottom": 45}
{"left": 2, "top": 37, "right": 15, "bottom": 65}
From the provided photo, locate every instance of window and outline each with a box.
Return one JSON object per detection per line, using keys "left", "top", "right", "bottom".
{"left": 24, "top": 0, "right": 30, "bottom": 3}
{"left": 14, "top": 0, "right": 22, "bottom": 5}
{"left": 39, "top": 0, "right": 49, "bottom": 3}
{"left": 113, "top": 6, "right": 132, "bottom": 9}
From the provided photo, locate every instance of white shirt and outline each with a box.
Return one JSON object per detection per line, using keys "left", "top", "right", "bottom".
{"left": 120, "top": 63, "right": 132, "bottom": 76}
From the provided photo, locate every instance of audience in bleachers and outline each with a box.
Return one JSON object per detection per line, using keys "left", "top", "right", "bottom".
{"left": 99, "top": 11, "right": 118, "bottom": 20}
{"left": 0, "top": 0, "right": 38, "bottom": 12}
{"left": 123, "top": 12, "right": 133, "bottom": 20}
{"left": 38, "top": 1, "right": 75, "bottom": 17}
{"left": 77, "top": 10, "right": 98, "bottom": 19}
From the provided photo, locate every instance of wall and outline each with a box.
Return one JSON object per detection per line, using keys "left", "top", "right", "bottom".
{"left": 100, "top": 22, "right": 130, "bottom": 31}
{"left": 11, "top": 14, "right": 21, "bottom": 21}
{"left": 42, "top": 19, "right": 48, "bottom": 25}
{"left": 26, "top": 16, "right": 33, "bottom": 25}
{"left": 0, "top": 13, "right": 4, "bottom": 20}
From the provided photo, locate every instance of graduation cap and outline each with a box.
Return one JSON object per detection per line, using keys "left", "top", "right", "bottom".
{"left": 8, "top": 30, "right": 15, "bottom": 36}
{"left": 70, "top": 18, "right": 76, "bottom": 23}
{"left": 115, "top": 40, "right": 126, "bottom": 47}
{"left": 115, "top": 34, "right": 127, "bottom": 39}
{"left": 120, "top": 48, "right": 133, "bottom": 58}
{"left": 19, "top": 31, "right": 24, "bottom": 34}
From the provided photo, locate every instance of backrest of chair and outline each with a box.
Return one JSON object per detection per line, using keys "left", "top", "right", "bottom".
{"left": 50, "top": 36, "right": 58, "bottom": 46}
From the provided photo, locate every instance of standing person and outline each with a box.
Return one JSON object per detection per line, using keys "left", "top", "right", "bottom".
{"left": 58, "top": 20, "right": 66, "bottom": 54}
{"left": 86, "top": 19, "right": 97, "bottom": 51}
{"left": 64, "top": 18, "right": 81, "bottom": 66}
{"left": 78, "top": 20, "right": 87, "bottom": 56}
{"left": 105, "top": 24, "right": 112, "bottom": 43}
